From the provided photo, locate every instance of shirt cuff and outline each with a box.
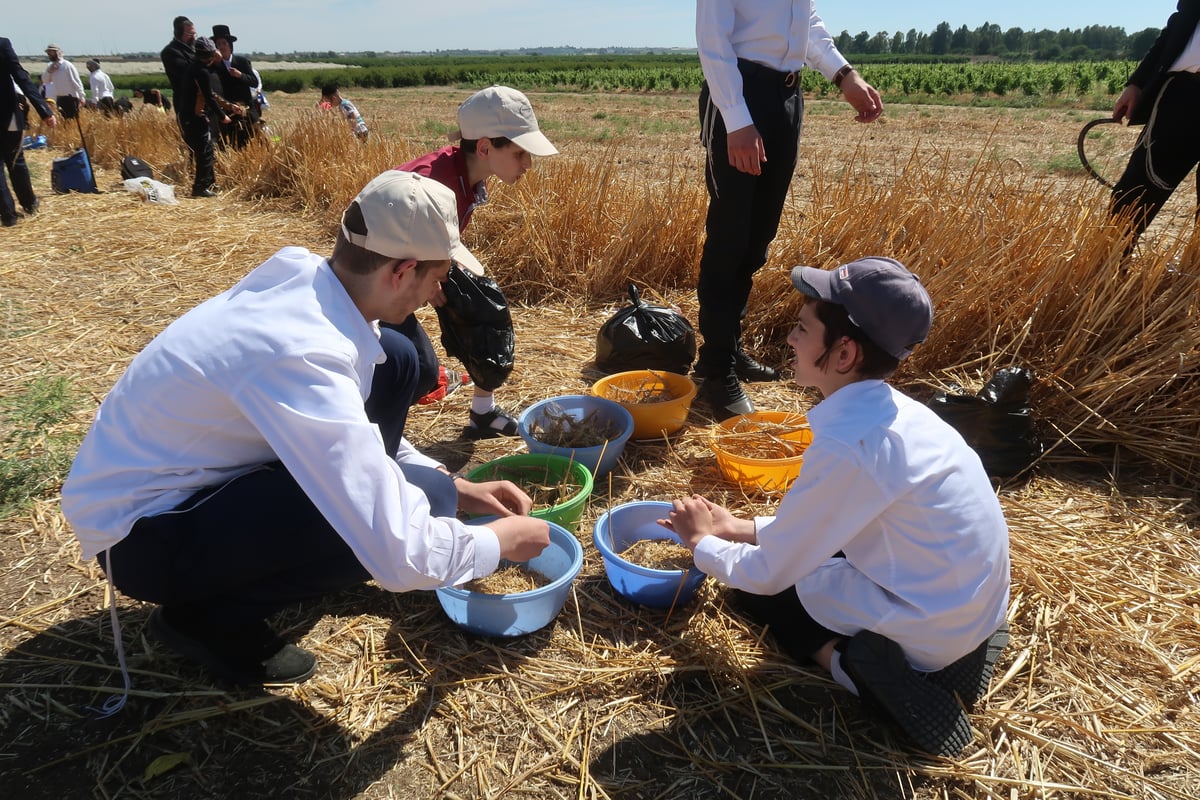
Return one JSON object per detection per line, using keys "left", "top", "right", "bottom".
{"left": 466, "top": 523, "right": 501, "bottom": 578}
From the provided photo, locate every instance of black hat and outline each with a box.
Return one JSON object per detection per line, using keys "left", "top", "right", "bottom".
{"left": 212, "top": 25, "right": 237, "bottom": 43}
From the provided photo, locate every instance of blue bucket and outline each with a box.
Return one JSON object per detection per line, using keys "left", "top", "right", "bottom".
{"left": 435, "top": 521, "right": 583, "bottom": 637}
{"left": 593, "top": 501, "right": 706, "bottom": 609}
{"left": 51, "top": 149, "right": 98, "bottom": 194}
{"left": 518, "top": 395, "right": 634, "bottom": 478}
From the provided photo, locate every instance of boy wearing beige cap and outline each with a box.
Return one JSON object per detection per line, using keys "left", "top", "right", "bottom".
{"left": 63, "top": 171, "right": 550, "bottom": 691}
{"left": 393, "top": 85, "right": 558, "bottom": 437}
{"left": 660, "top": 257, "right": 1010, "bottom": 757}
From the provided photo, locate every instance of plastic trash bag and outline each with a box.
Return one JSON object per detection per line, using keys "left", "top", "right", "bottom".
{"left": 595, "top": 284, "right": 696, "bottom": 375}
{"left": 928, "top": 367, "right": 1044, "bottom": 478}
{"left": 122, "top": 177, "right": 178, "bottom": 206}
{"left": 434, "top": 264, "right": 514, "bottom": 392}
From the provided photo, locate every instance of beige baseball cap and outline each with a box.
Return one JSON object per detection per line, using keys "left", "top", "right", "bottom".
{"left": 342, "top": 171, "right": 482, "bottom": 275}
{"left": 451, "top": 86, "right": 558, "bottom": 156}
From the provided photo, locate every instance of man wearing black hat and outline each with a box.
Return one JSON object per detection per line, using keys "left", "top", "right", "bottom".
{"left": 210, "top": 24, "right": 260, "bottom": 149}
{"left": 1, "top": 36, "right": 58, "bottom": 227}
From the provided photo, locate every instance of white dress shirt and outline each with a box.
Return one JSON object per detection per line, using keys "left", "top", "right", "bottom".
{"left": 693, "top": 380, "right": 1011, "bottom": 671}
{"left": 62, "top": 247, "right": 501, "bottom": 592}
{"left": 88, "top": 68, "right": 114, "bottom": 102}
{"left": 696, "top": 0, "right": 849, "bottom": 132}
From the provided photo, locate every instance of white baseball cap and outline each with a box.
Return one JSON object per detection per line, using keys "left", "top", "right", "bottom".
{"left": 451, "top": 86, "right": 558, "bottom": 156}
{"left": 342, "top": 171, "right": 480, "bottom": 272}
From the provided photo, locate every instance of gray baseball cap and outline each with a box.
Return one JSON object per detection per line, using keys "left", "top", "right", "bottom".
{"left": 790, "top": 257, "right": 933, "bottom": 361}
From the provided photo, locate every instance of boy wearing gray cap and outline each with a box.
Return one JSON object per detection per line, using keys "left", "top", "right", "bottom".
{"left": 660, "top": 257, "right": 1010, "bottom": 757}
{"left": 63, "top": 171, "right": 550, "bottom": 691}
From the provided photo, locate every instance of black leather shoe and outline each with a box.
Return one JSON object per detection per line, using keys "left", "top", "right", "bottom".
{"left": 698, "top": 373, "right": 755, "bottom": 420}
{"left": 23, "top": 200, "right": 40, "bottom": 216}
{"left": 735, "top": 350, "right": 782, "bottom": 382}
{"left": 192, "top": 188, "right": 217, "bottom": 198}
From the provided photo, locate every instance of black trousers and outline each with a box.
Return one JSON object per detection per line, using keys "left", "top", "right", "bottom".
{"left": 1111, "top": 72, "right": 1200, "bottom": 241}
{"left": 0, "top": 130, "right": 36, "bottom": 222}
{"left": 100, "top": 324, "right": 458, "bottom": 628}
{"left": 180, "top": 115, "right": 216, "bottom": 194}
{"left": 55, "top": 95, "right": 80, "bottom": 119}
{"left": 695, "top": 60, "right": 803, "bottom": 377}
{"left": 732, "top": 586, "right": 840, "bottom": 663}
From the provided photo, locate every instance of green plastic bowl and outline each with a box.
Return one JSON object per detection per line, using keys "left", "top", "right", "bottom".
{"left": 465, "top": 453, "right": 595, "bottom": 534}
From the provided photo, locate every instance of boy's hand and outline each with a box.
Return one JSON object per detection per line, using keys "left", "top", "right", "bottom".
{"left": 454, "top": 477, "right": 533, "bottom": 518}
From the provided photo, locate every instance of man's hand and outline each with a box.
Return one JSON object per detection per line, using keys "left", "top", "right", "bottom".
{"left": 1113, "top": 85, "right": 1140, "bottom": 123}
{"left": 726, "top": 124, "right": 766, "bottom": 175}
{"left": 42, "top": 115, "right": 58, "bottom": 129}
{"left": 454, "top": 477, "right": 534, "bottom": 518}
{"left": 487, "top": 515, "right": 551, "bottom": 562}
{"left": 841, "top": 72, "right": 883, "bottom": 123}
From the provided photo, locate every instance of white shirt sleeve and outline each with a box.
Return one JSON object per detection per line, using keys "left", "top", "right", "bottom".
{"left": 692, "top": 438, "right": 890, "bottom": 594}
{"left": 231, "top": 348, "right": 500, "bottom": 592}
{"left": 696, "top": 0, "right": 753, "bottom": 133}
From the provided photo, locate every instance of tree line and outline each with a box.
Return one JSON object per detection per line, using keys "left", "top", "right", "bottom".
{"left": 835, "top": 22, "right": 1161, "bottom": 62}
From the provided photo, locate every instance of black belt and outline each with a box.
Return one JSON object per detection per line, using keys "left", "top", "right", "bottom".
{"left": 737, "top": 58, "right": 801, "bottom": 88}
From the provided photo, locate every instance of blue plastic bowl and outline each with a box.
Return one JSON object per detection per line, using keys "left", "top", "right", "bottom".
{"left": 593, "top": 501, "right": 706, "bottom": 609}
{"left": 518, "top": 395, "right": 635, "bottom": 478}
{"left": 435, "top": 521, "right": 583, "bottom": 637}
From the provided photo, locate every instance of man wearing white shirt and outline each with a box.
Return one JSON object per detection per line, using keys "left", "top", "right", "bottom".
{"left": 692, "top": 0, "right": 883, "bottom": 419}
{"left": 62, "top": 171, "right": 550, "bottom": 686}
{"left": 40, "top": 44, "right": 85, "bottom": 119}
{"left": 85, "top": 58, "right": 115, "bottom": 114}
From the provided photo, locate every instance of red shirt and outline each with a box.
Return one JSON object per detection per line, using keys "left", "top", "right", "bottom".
{"left": 396, "top": 146, "right": 487, "bottom": 230}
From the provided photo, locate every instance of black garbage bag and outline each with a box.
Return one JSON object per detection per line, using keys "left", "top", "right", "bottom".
{"left": 596, "top": 284, "right": 696, "bottom": 375}
{"left": 928, "top": 367, "right": 1044, "bottom": 478}
{"left": 434, "top": 265, "right": 514, "bottom": 392}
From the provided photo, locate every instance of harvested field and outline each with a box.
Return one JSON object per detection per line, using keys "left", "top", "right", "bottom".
{"left": 1, "top": 88, "right": 1198, "bottom": 799}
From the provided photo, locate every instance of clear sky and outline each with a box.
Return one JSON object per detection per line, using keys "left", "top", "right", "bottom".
{"left": 5, "top": 1, "right": 1172, "bottom": 58}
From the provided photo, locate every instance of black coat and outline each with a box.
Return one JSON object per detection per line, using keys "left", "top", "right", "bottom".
{"left": 1128, "top": 0, "right": 1200, "bottom": 124}
{"left": 0, "top": 37, "right": 54, "bottom": 130}
{"left": 160, "top": 37, "right": 194, "bottom": 108}
{"left": 212, "top": 54, "right": 257, "bottom": 109}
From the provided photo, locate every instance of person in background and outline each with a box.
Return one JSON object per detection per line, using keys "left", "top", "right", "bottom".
{"left": 85, "top": 58, "right": 116, "bottom": 115}
{"left": 692, "top": 0, "right": 883, "bottom": 419}
{"left": 178, "top": 37, "right": 234, "bottom": 197}
{"left": 660, "top": 257, "right": 1010, "bottom": 757}
{"left": 134, "top": 87, "right": 171, "bottom": 113}
{"left": 1, "top": 37, "right": 57, "bottom": 227}
{"left": 61, "top": 170, "right": 550, "bottom": 687}
{"left": 393, "top": 86, "right": 558, "bottom": 437}
{"left": 40, "top": 44, "right": 85, "bottom": 120}
{"left": 1109, "top": 0, "right": 1200, "bottom": 247}
{"left": 210, "top": 24, "right": 259, "bottom": 149}
{"left": 160, "top": 15, "right": 195, "bottom": 109}
{"left": 320, "top": 83, "right": 368, "bottom": 141}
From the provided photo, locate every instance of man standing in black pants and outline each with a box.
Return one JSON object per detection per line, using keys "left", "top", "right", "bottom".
{"left": 1, "top": 37, "right": 57, "bottom": 227}
{"left": 1110, "top": 0, "right": 1200, "bottom": 248}
{"left": 693, "top": 0, "right": 883, "bottom": 418}
{"left": 160, "top": 16, "right": 195, "bottom": 108}
{"left": 177, "top": 37, "right": 232, "bottom": 197}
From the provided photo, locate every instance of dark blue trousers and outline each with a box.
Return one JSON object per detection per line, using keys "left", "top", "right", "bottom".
{"left": 101, "top": 326, "right": 457, "bottom": 627}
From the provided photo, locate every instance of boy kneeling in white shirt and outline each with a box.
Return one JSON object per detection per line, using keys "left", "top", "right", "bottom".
{"left": 661, "top": 257, "right": 1011, "bottom": 756}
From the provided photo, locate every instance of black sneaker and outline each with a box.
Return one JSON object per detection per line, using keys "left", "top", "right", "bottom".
{"left": 927, "top": 624, "right": 1009, "bottom": 709}
{"left": 839, "top": 629, "right": 973, "bottom": 757}
{"left": 148, "top": 606, "right": 317, "bottom": 686}
{"left": 734, "top": 349, "right": 782, "bottom": 382}
{"left": 697, "top": 373, "right": 754, "bottom": 420}
{"left": 468, "top": 405, "right": 520, "bottom": 438}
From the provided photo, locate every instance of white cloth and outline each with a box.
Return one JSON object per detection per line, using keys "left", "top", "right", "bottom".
{"left": 1169, "top": 21, "right": 1200, "bottom": 73}
{"left": 693, "top": 380, "right": 1010, "bottom": 671}
{"left": 41, "top": 58, "right": 85, "bottom": 100}
{"left": 88, "top": 68, "right": 114, "bottom": 102}
{"left": 696, "top": 0, "right": 849, "bottom": 133}
{"left": 62, "top": 247, "right": 500, "bottom": 592}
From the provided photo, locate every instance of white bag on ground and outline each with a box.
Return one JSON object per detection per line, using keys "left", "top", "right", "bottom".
{"left": 123, "top": 177, "right": 178, "bottom": 206}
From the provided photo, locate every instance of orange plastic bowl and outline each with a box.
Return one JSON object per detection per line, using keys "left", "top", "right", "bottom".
{"left": 710, "top": 410, "right": 813, "bottom": 494}
{"left": 591, "top": 370, "right": 697, "bottom": 440}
